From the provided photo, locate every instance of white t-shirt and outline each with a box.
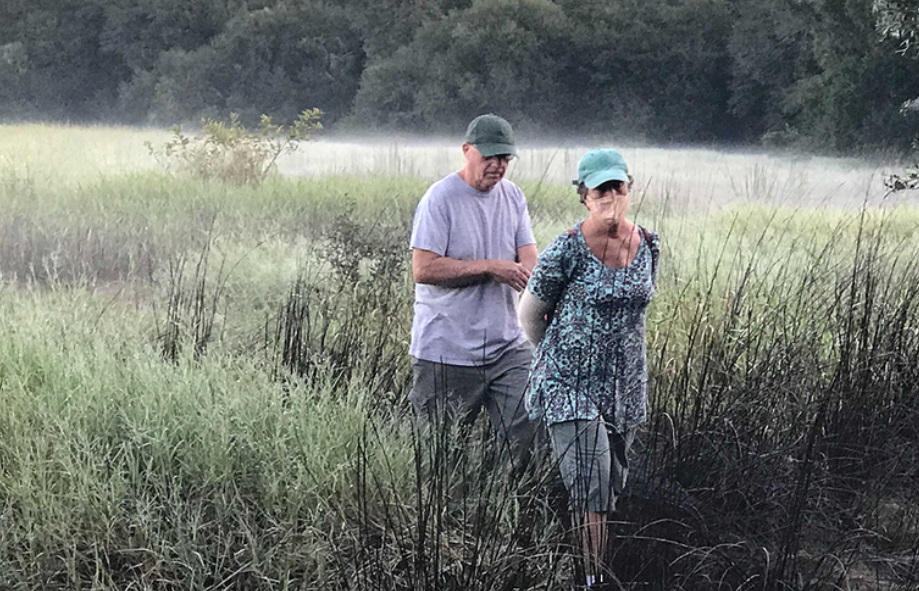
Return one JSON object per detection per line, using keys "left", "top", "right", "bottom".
{"left": 410, "top": 172, "right": 536, "bottom": 365}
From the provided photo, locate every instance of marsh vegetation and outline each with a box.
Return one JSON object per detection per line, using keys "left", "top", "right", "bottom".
{"left": 0, "top": 125, "right": 917, "bottom": 590}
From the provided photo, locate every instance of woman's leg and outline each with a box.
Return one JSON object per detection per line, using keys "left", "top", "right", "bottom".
{"left": 549, "top": 419, "right": 612, "bottom": 587}
{"left": 581, "top": 511, "right": 608, "bottom": 584}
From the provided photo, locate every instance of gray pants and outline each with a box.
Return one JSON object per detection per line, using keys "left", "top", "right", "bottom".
{"left": 408, "top": 342, "right": 538, "bottom": 469}
{"left": 549, "top": 418, "right": 636, "bottom": 513}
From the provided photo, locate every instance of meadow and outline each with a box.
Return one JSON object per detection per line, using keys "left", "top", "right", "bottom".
{"left": 0, "top": 123, "right": 917, "bottom": 590}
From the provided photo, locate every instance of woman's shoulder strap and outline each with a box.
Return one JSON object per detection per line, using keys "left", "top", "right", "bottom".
{"left": 639, "top": 225, "right": 651, "bottom": 243}
{"left": 638, "top": 225, "right": 659, "bottom": 277}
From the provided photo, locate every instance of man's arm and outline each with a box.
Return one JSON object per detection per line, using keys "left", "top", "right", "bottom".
{"left": 413, "top": 249, "right": 531, "bottom": 291}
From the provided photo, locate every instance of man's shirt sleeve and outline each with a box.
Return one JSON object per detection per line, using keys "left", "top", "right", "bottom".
{"left": 516, "top": 194, "right": 537, "bottom": 248}
{"left": 410, "top": 191, "right": 449, "bottom": 256}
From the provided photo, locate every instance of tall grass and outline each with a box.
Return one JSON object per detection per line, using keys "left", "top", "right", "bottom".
{"left": 0, "top": 125, "right": 917, "bottom": 590}
{"left": 636, "top": 205, "right": 919, "bottom": 589}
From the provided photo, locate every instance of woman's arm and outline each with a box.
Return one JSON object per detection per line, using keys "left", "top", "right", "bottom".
{"left": 518, "top": 289, "right": 554, "bottom": 345}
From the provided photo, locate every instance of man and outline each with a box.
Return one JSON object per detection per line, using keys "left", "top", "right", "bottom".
{"left": 408, "top": 113, "right": 539, "bottom": 467}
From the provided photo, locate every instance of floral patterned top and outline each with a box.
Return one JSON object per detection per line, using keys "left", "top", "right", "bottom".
{"left": 525, "top": 222, "right": 659, "bottom": 430}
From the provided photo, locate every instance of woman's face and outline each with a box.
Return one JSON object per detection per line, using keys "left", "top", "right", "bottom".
{"left": 584, "top": 179, "right": 631, "bottom": 226}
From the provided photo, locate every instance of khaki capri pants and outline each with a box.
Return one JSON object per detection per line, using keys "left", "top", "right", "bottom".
{"left": 549, "top": 418, "right": 636, "bottom": 513}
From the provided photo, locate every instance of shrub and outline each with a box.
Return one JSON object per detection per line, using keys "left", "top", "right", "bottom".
{"left": 885, "top": 162, "right": 919, "bottom": 192}
{"left": 146, "top": 110, "right": 322, "bottom": 186}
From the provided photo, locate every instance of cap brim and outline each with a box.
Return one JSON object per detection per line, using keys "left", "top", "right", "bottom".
{"left": 583, "top": 169, "right": 628, "bottom": 189}
{"left": 475, "top": 142, "right": 517, "bottom": 157}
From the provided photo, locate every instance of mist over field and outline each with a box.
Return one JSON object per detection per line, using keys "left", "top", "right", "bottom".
{"left": 4, "top": 123, "right": 914, "bottom": 209}
{"left": 279, "top": 137, "right": 917, "bottom": 210}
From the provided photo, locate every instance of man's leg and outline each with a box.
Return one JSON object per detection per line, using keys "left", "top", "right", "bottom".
{"left": 408, "top": 358, "right": 491, "bottom": 498}
{"left": 408, "top": 357, "right": 489, "bottom": 428}
{"left": 482, "top": 342, "right": 538, "bottom": 469}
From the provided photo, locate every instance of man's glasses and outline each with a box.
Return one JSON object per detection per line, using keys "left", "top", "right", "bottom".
{"left": 484, "top": 154, "right": 516, "bottom": 164}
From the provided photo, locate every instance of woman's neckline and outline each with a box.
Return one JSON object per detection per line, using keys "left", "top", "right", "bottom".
{"left": 575, "top": 221, "right": 643, "bottom": 271}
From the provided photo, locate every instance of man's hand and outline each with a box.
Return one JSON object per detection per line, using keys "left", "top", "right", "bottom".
{"left": 487, "top": 260, "right": 531, "bottom": 292}
{"left": 413, "top": 249, "right": 533, "bottom": 290}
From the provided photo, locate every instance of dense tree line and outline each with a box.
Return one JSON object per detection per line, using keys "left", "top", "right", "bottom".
{"left": 1, "top": 0, "right": 918, "bottom": 152}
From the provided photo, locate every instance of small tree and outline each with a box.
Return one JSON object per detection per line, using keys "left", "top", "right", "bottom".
{"left": 884, "top": 161, "right": 919, "bottom": 192}
{"left": 875, "top": 1, "right": 919, "bottom": 191}
{"left": 875, "top": 0, "right": 919, "bottom": 57}
{"left": 146, "top": 109, "right": 322, "bottom": 185}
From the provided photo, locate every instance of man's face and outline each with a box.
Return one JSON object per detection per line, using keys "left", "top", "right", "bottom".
{"left": 462, "top": 143, "right": 514, "bottom": 192}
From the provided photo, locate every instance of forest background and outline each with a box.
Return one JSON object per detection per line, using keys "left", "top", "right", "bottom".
{"left": 2, "top": 0, "right": 919, "bottom": 155}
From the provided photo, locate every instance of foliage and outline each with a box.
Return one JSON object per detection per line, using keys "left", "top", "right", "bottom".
{"left": 353, "top": 0, "right": 573, "bottom": 131}
{"left": 274, "top": 211, "right": 409, "bottom": 394}
{"left": 0, "top": 0, "right": 127, "bottom": 120}
{"left": 133, "top": 2, "right": 364, "bottom": 125}
{"left": 3, "top": 125, "right": 919, "bottom": 587}
{"left": 6, "top": 0, "right": 919, "bottom": 154}
{"left": 874, "top": 0, "right": 919, "bottom": 188}
{"left": 727, "top": 0, "right": 817, "bottom": 144}
{"left": 335, "top": 0, "right": 458, "bottom": 61}
{"left": 98, "top": 0, "right": 229, "bottom": 74}
{"left": 557, "top": 0, "right": 734, "bottom": 141}
{"left": 146, "top": 110, "right": 322, "bottom": 185}
{"left": 3, "top": 163, "right": 919, "bottom": 588}
{"left": 875, "top": 0, "right": 919, "bottom": 57}
{"left": 885, "top": 162, "right": 919, "bottom": 192}
{"left": 788, "top": 0, "right": 919, "bottom": 152}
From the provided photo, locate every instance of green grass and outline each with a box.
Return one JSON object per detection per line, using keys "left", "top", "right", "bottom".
{"left": 0, "top": 289, "right": 415, "bottom": 588}
{"left": 1, "top": 124, "right": 918, "bottom": 590}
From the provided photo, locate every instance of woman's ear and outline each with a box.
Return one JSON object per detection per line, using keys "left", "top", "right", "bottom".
{"left": 576, "top": 182, "right": 588, "bottom": 204}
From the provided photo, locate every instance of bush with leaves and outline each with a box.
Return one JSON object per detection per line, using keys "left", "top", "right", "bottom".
{"left": 885, "top": 162, "right": 919, "bottom": 192}
{"left": 875, "top": 0, "right": 919, "bottom": 57}
{"left": 146, "top": 109, "right": 322, "bottom": 185}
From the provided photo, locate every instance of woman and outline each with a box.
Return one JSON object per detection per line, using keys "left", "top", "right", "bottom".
{"left": 518, "top": 148, "right": 659, "bottom": 590}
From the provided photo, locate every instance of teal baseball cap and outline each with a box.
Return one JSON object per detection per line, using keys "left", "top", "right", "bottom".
{"left": 464, "top": 114, "right": 517, "bottom": 157}
{"left": 574, "top": 148, "right": 629, "bottom": 189}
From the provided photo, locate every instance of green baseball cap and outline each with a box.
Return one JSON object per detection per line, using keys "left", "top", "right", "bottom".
{"left": 574, "top": 148, "right": 629, "bottom": 189}
{"left": 464, "top": 114, "right": 517, "bottom": 157}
